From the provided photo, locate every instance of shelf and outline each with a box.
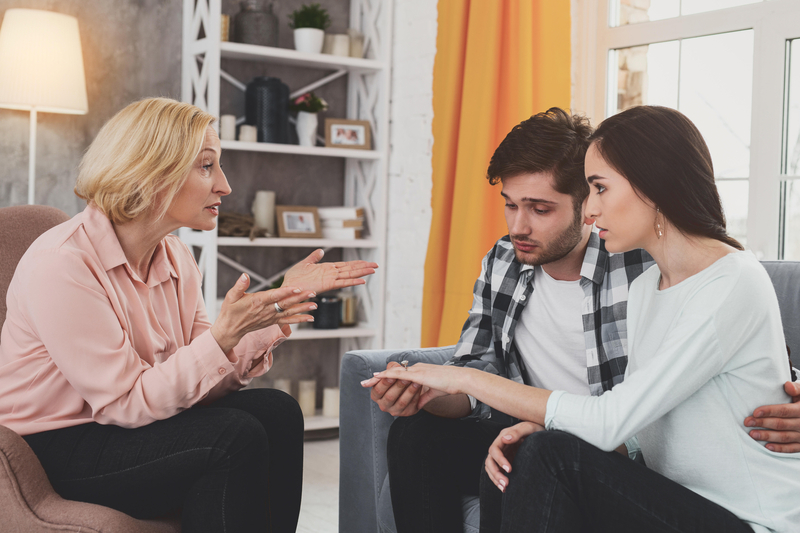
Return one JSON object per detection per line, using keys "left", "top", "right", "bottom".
{"left": 289, "top": 324, "right": 377, "bottom": 340}
{"left": 304, "top": 412, "right": 339, "bottom": 431}
{"left": 220, "top": 41, "right": 386, "bottom": 72}
{"left": 220, "top": 139, "right": 381, "bottom": 159}
{"left": 217, "top": 236, "right": 379, "bottom": 248}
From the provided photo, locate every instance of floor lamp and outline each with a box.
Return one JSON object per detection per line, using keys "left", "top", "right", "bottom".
{"left": 0, "top": 9, "right": 88, "bottom": 205}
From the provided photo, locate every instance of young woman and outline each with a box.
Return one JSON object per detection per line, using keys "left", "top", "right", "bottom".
{"left": 372, "top": 106, "right": 800, "bottom": 532}
{"left": 0, "top": 97, "right": 376, "bottom": 532}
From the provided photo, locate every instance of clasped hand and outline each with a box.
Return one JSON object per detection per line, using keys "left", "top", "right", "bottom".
{"left": 211, "top": 249, "right": 377, "bottom": 353}
{"left": 361, "top": 362, "right": 464, "bottom": 416}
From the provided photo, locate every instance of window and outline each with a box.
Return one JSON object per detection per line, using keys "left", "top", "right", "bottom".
{"left": 573, "top": 0, "right": 800, "bottom": 259}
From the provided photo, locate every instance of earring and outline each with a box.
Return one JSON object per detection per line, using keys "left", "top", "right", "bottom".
{"left": 655, "top": 208, "right": 664, "bottom": 239}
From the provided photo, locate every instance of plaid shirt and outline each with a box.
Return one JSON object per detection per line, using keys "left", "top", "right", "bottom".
{"left": 447, "top": 228, "right": 654, "bottom": 421}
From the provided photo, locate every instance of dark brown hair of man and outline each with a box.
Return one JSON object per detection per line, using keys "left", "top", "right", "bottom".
{"left": 589, "top": 105, "right": 743, "bottom": 251}
{"left": 486, "top": 107, "right": 594, "bottom": 213}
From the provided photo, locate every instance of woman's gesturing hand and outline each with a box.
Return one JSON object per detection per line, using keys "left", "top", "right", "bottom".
{"left": 484, "top": 422, "right": 546, "bottom": 493}
{"left": 282, "top": 249, "right": 377, "bottom": 295}
{"left": 211, "top": 273, "right": 317, "bottom": 353}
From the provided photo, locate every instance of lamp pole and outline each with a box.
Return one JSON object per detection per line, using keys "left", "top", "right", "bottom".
{"left": 28, "top": 108, "right": 37, "bottom": 205}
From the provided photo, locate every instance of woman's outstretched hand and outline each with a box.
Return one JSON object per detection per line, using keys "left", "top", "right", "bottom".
{"left": 484, "top": 421, "right": 546, "bottom": 493}
{"left": 282, "top": 249, "right": 377, "bottom": 295}
{"left": 211, "top": 273, "right": 317, "bottom": 353}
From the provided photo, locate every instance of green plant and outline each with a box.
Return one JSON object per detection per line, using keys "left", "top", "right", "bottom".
{"left": 288, "top": 3, "right": 331, "bottom": 30}
{"left": 289, "top": 92, "right": 329, "bottom": 113}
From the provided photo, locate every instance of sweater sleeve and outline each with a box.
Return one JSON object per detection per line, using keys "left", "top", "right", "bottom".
{"left": 543, "top": 266, "right": 768, "bottom": 451}
{"left": 545, "top": 309, "right": 727, "bottom": 451}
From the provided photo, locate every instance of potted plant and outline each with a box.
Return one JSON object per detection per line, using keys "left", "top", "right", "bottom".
{"left": 288, "top": 3, "right": 331, "bottom": 54}
{"left": 289, "top": 92, "right": 328, "bottom": 146}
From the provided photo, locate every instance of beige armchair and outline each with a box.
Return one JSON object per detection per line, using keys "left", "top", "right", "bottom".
{"left": 0, "top": 205, "right": 179, "bottom": 533}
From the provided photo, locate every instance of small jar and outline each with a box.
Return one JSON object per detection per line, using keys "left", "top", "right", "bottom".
{"left": 311, "top": 295, "right": 341, "bottom": 329}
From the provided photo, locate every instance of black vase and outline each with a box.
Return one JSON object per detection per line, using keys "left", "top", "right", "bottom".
{"left": 245, "top": 76, "right": 289, "bottom": 144}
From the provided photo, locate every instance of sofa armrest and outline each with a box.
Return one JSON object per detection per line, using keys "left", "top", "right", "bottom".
{"left": 339, "top": 346, "right": 456, "bottom": 533}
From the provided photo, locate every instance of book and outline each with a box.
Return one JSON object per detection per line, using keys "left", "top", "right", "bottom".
{"left": 322, "top": 218, "right": 364, "bottom": 228}
{"left": 317, "top": 206, "right": 365, "bottom": 219}
{"left": 322, "top": 227, "right": 363, "bottom": 240}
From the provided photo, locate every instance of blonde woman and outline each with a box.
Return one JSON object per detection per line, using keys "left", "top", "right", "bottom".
{"left": 0, "top": 97, "right": 376, "bottom": 532}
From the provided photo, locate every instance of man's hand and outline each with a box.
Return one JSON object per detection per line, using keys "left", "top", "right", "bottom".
{"left": 484, "top": 421, "right": 545, "bottom": 493}
{"left": 745, "top": 381, "right": 800, "bottom": 452}
{"left": 364, "top": 362, "right": 424, "bottom": 417}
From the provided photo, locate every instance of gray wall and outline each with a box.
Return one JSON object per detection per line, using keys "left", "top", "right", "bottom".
{"left": 0, "top": 0, "right": 182, "bottom": 212}
{"left": 0, "top": 0, "right": 357, "bottom": 405}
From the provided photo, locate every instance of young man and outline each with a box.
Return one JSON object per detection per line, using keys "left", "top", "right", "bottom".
{"left": 366, "top": 108, "right": 800, "bottom": 533}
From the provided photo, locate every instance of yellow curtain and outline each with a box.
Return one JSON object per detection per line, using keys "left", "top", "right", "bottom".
{"left": 421, "top": 0, "right": 572, "bottom": 347}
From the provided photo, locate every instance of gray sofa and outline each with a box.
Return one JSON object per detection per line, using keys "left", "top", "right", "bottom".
{"left": 339, "top": 261, "right": 800, "bottom": 533}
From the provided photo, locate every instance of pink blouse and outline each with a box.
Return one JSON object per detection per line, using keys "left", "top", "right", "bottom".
{"left": 0, "top": 204, "right": 287, "bottom": 435}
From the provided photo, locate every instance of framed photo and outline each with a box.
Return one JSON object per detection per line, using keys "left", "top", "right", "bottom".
{"left": 325, "top": 118, "right": 371, "bottom": 150}
{"left": 276, "top": 206, "right": 322, "bottom": 238}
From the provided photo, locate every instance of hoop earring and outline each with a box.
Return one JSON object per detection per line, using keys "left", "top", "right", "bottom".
{"left": 654, "top": 208, "right": 664, "bottom": 239}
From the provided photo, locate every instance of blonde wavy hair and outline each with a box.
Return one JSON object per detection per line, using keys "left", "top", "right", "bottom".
{"left": 75, "top": 97, "right": 216, "bottom": 224}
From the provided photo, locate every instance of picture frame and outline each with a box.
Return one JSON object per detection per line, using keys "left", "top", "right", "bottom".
{"left": 275, "top": 206, "right": 322, "bottom": 238}
{"left": 325, "top": 118, "right": 371, "bottom": 150}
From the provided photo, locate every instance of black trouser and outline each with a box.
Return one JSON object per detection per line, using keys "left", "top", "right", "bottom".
{"left": 478, "top": 431, "right": 753, "bottom": 533}
{"left": 24, "top": 388, "right": 304, "bottom": 533}
{"left": 387, "top": 410, "right": 508, "bottom": 533}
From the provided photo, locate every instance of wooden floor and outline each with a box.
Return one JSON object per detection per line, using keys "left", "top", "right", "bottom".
{"left": 297, "top": 436, "right": 339, "bottom": 533}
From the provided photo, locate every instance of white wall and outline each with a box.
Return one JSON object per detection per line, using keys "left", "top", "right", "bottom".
{"left": 383, "top": 0, "right": 438, "bottom": 349}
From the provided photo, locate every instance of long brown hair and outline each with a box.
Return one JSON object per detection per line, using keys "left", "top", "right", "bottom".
{"left": 589, "top": 106, "right": 743, "bottom": 250}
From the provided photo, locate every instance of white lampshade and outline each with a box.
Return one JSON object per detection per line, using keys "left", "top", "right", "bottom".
{"left": 0, "top": 9, "right": 88, "bottom": 114}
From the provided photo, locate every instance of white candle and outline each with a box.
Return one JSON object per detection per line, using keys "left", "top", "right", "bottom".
{"left": 298, "top": 379, "right": 316, "bottom": 417}
{"left": 220, "top": 114, "right": 236, "bottom": 140}
{"left": 251, "top": 190, "right": 276, "bottom": 235}
{"left": 238, "top": 124, "right": 257, "bottom": 143}
{"left": 330, "top": 34, "right": 350, "bottom": 56}
{"left": 322, "top": 387, "right": 339, "bottom": 418}
{"left": 273, "top": 378, "right": 291, "bottom": 396}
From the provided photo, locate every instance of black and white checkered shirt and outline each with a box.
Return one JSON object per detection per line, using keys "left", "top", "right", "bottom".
{"left": 447, "top": 228, "right": 654, "bottom": 421}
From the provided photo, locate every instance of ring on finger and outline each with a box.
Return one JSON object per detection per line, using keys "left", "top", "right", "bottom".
{"left": 400, "top": 360, "right": 409, "bottom": 370}
{"left": 274, "top": 302, "right": 285, "bottom": 313}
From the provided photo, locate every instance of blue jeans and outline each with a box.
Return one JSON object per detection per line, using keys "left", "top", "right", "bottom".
{"left": 23, "top": 388, "right": 304, "bottom": 533}
{"left": 479, "top": 431, "right": 753, "bottom": 533}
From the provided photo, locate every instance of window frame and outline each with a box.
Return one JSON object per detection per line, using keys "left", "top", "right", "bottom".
{"left": 572, "top": 0, "right": 800, "bottom": 259}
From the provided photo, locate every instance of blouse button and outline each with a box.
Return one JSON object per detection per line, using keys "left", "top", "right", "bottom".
{"left": 218, "top": 368, "right": 226, "bottom": 375}
{"left": 520, "top": 294, "right": 527, "bottom": 301}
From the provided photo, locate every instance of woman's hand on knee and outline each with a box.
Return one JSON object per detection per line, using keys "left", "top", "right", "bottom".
{"left": 211, "top": 274, "right": 317, "bottom": 353}
{"left": 485, "top": 421, "right": 545, "bottom": 492}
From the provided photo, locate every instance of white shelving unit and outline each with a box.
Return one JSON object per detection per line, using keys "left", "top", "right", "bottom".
{"left": 180, "top": 0, "right": 392, "bottom": 429}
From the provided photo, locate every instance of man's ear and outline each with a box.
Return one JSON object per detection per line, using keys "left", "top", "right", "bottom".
{"left": 582, "top": 197, "right": 594, "bottom": 226}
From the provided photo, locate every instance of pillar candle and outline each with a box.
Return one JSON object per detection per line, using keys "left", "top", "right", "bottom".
{"left": 330, "top": 34, "right": 350, "bottom": 56}
{"left": 347, "top": 29, "right": 364, "bottom": 58}
{"left": 251, "top": 190, "right": 276, "bottom": 235}
{"left": 322, "top": 387, "right": 339, "bottom": 418}
{"left": 273, "top": 378, "right": 291, "bottom": 396}
{"left": 298, "top": 379, "right": 316, "bottom": 417}
{"left": 238, "top": 124, "right": 257, "bottom": 142}
{"left": 220, "top": 114, "right": 236, "bottom": 141}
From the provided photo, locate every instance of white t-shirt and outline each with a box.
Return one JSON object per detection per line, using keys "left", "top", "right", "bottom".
{"left": 546, "top": 252, "right": 800, "bottom": 532}
{"left": 515, "top": 266, "right": 590, "bottom": 395}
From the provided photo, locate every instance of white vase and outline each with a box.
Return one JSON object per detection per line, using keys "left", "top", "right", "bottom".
{"left": 296, "top": 111, "right": 318, "bottom": 147}
{"left": 293, "top": 27, "right": 324, "bottom": 54}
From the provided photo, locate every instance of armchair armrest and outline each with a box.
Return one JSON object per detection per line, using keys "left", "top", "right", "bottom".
{"left": 339, "top": 346, "right": 456, "bottom": 533}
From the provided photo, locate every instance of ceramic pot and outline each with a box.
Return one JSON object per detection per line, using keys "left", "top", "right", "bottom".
{"left": 293, "top": 27, "right": 324, "bottom": 54}
{"left": 295, "top": 111, "right": 318, "bottom": 147}
{"left": 232, "top": 0, "right": 278, "bottom": 47}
